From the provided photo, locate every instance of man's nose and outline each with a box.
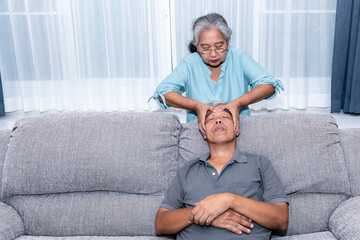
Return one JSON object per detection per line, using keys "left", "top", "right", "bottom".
{"left": 215, "top": 120, "right": 222, "bottom": 124}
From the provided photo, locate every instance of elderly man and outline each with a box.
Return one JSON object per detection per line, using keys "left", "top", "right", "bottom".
{"left": 155, "top": 101, "right": 288, "bottom": 240}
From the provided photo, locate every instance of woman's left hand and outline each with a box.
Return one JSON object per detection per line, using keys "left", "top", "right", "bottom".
{"left": 219, "top": 101, "right": 241, "bottom": 136}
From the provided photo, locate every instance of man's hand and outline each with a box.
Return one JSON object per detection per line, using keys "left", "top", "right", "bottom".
{"left": 189, "top": 193, "right": 232, "bottom": 226}
{"left": 218, "top": 100, "right": 241, "bottom": 136}
{"left": 211, "top": 209, "right": 254, "bottom": 235}
{"left": 194, "top": 103, "right": 214, "bottom": 139}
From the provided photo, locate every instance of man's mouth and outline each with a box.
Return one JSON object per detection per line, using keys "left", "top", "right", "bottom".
{"left": 214, "top": 126, "right": 225, "bottom": 131}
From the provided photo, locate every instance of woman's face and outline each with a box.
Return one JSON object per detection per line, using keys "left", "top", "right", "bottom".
{"left": 197, "top": 27, "right": 228, "bottom": 68}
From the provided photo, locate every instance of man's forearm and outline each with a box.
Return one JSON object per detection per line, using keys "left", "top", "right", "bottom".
{"left": 228, "top": 193, "right": 288, "bottom": 230}
{"left": 155, "top": 207, "right": 194, "bottom": 235}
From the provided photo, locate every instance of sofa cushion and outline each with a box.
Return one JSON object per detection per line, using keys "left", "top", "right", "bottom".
{"left": 0, "top": 201, "right": 24, "bottom": 240}
{"left": 0, "top": 130, "right": 11, "bottom": 196}
{"left": 284, "top": 193, "right": 346, "bottom": 236}
{"left": 329, "top": 196, "right": 360, "bottom": 240}
{"left": 2, "top": 112, "right": 181, "bottom": 199}
{"left": 9, "top": 192, "right": 164, "bottom": 236}
{"left": 179, "top": 113, "right": 350, "bottom": 195}
{"left": 272, "top": 231, "right": 337, "bottom": 240}
{"left": 339, "top": 129, "right": 360, "bottom": 196}
{"left": 17, "top": 237, "right": 173, "bottom": 240}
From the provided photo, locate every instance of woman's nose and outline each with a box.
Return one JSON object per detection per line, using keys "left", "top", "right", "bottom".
{"left": 215, "top": 120, "right": 222, "bottom": 124}
{"left": 210, "top": 49, "right": 218, "bottom": 57}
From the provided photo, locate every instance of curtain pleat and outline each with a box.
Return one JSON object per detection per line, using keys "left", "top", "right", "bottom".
{"left": 331, "top": 0, "right": 360, "bottom": 114}
{"left": 0, "top": 72, "right": 4, "bottom": 116}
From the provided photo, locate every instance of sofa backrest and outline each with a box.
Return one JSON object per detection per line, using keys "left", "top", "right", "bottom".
{"left": 1, "top": 112, "right": 181, "bottom": 236}
{"left": 179, "top": 113, "right": 350, "bottom": 236}
{"left": 340, "top": 129, "right": 360, "bottom": 197}
{"left": 0, "top": 130, "right": 11, "bottom": 197}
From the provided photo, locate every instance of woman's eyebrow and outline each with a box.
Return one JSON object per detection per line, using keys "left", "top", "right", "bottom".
{"left": 200, "top": 43, "right": 210, "bottom": 48}
{"left": 200, "top": 41, "right": 225, "bottom": 47}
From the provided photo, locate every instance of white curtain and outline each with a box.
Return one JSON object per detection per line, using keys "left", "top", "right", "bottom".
{"left": 0, "top": 0, "right": 170, "bottom": 112}
{"left": 0, "top": 0, "right": 336, "bottom": 113}
{"left": 171, "top": 0, "right": 337, "bottom": 111}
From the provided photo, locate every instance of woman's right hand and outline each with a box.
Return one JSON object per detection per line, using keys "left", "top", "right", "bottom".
{"left": 194, "top": 103, "right": 214, "bottom": 139}
{"left": 161, "top": 92, "right": 213, "bottom": 138}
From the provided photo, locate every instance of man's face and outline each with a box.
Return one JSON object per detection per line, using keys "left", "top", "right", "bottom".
{"left": 204, "top": 105, "right": 236, "bottom": 143}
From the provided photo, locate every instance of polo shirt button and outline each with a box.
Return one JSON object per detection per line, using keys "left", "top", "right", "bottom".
{"left": 212, "top": 172, "right": 216, "bottom": 176}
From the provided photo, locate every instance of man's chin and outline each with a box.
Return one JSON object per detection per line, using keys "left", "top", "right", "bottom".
{"left": 207, "top": 136, "right": 236, "bottom": 144}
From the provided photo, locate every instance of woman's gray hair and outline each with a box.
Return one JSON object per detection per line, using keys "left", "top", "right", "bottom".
{"left": 188, "top": 13, "right": 232, "bottom": 53}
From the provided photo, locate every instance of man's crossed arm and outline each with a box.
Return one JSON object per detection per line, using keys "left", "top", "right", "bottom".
{"left": 155, "top": 193, "right": 288, "bottom": 236}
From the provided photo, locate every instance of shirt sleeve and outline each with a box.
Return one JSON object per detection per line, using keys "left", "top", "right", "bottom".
{"left": 242, "top": 51, "right": 284, "bottom": 100}
{"left": 160, "top": 168, "right": 185, "bottom": 210}
{"left": 149, "top": 59, "right": 189, "bottom": 109}
{"left": 259, "top": 156, "right": 288, "bottom": 205}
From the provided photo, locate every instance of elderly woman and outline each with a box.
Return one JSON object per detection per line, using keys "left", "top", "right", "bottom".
{"left": 150, "top": 13, "right": 283, "bottom": 138}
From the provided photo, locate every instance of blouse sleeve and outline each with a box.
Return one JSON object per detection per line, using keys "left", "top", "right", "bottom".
{"left": 149, "top": 59, "right": 189, "bottom": 109}
{"left": 242, "top": 51, "right": 284, "bottom": 100}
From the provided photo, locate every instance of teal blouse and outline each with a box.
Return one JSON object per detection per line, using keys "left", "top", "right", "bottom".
{"left": 151, "top": 48, "right": 284, "bottom": 122}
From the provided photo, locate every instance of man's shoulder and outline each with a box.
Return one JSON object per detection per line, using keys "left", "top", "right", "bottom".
{"left": 241, "top": 152, "right": 272, "bottom": 167}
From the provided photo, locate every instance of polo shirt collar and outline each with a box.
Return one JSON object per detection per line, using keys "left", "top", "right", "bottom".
{"left": 198, "top": 146, "right": 247, "bottom": 164}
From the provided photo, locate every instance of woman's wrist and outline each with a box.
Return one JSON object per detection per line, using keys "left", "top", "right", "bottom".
{"left": 193, "top": 101, "right": 205, "bottom": 113}
{"left": 232, "top": 98, "right": 244, "bottom": 109}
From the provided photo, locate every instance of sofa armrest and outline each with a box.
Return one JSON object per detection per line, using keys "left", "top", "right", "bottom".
{"left": 0, "top": 201, "right": 24, "bottom": 240}
{"left": 329, "top": 196, "right": 360, "bottom": 240}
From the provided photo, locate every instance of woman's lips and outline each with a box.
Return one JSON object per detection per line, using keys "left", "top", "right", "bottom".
{"left": 210, "top": 60, "right": 218, "bottom": 63}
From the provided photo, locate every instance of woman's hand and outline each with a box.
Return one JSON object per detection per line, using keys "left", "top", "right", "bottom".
{"left": 219, "top": 100, "right": 242, "bottom": 136}
{"left": 194, "top": 103, "right": 214, "bottom": 139}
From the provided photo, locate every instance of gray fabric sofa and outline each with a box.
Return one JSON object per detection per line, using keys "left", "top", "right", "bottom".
{"left": 0, "top": 112, "right": 359, "bottom": 240}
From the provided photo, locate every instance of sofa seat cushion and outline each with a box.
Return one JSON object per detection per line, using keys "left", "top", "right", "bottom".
{"left": 9, "top": 192, "right": 164, "bottom": 236}
{"left": 329, "top": 196, "right": 360, "bottom": 240}
{"left": 0, "top": 201, "right": 24, "bottom": 240}
{"left": 2, "top": 112, "right": 181, "bottom": 199}
{"left": 282, "top": 193, "right": 346, "bottom": 236}
{"left": 17, "top": 237, "right": 173, "bottom": 240}
{"left": 271, "top": 231, "right": 337, "bottom": 239}
{"left": 180, "top": 113, "right": 350, "bottom": 195}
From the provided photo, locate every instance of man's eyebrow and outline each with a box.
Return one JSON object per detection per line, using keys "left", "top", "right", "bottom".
{"left": 224, "top": 108, "right": 232, "bottom": 117}
{"left": 205, "top": 110, "right": 213, "bottom": 119}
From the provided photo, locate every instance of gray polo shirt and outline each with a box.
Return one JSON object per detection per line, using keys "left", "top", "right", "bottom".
{"left": 160, "top": 147, "right": 288, "bottom": 240}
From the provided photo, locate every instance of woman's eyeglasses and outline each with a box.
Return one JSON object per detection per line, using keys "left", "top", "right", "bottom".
{"left": 199, "top": 47, "right": 227, "bottom": 55}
